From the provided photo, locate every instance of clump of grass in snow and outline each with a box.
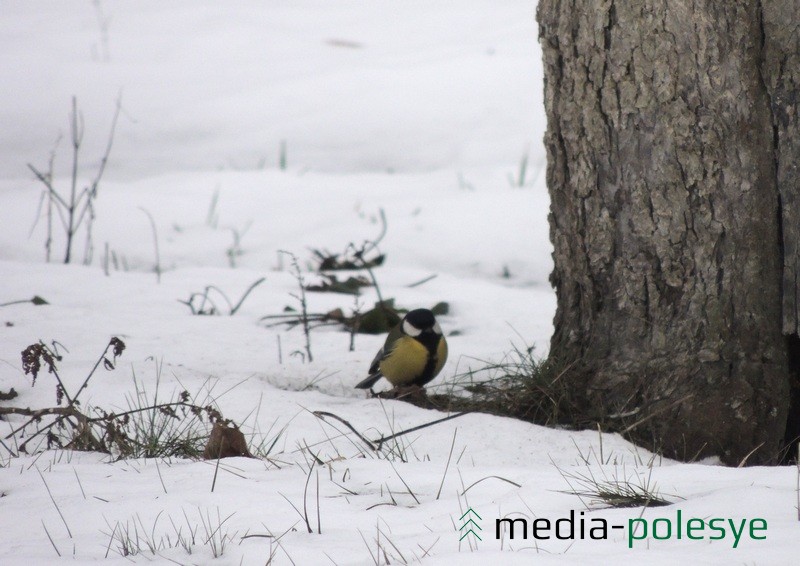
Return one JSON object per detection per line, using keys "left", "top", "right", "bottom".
{"left": 508, "top": 150, "right": 529, "bottom": 187}
{"left": 419, "top": 342, "right": 579, "bottom": 428}
{"left": 1, "top": 338, "right": 252, "bottom": 461}
{"left": 116, "top": 367, "right": 223, "bottom": 459}
{"left": 239, "top": 401, "right": 292, "bottom": 463}
{"left": 103, "top": 508, "right": 236, "bottom": 558}
{"left": 555, "top": 463, "right": 674, "bottom": 509}
{"left": 360, "top": 522, "right": 409, "bottom": 566}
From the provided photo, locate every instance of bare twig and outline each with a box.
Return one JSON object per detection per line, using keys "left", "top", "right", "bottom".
{"left": 27, "top": 96, "right": 121, "bottom": 265}
{"left": 230, "top": 277, "right": 265, "bottom": 315}
{"left": 65, "top": 96, "right": 82, "bottom": 264}
{"left": 281, "top": 251, "right": 313, "bottom": 362}
{"left": 27, "top": 135, "right": 62, "bottom": 261}
{"left": 138, "top": 207, "right": 161, "bottom": 283}
{"left": 374, "top": 412, "right": 469, "bottom": 450}
{"left": 312, "top": 410, "right": 470, "bottom": 453}
{"left": 312, "top": 411, "right": 377, "bottom": 450}
{"left": 179, "top": 278, "right": 265, "bottom": 316}
{"left": 407, "top": 274, "right": 438, "bottom": 288}
{"left": 1, "top": 405, "right": 83, "bottom": 422}
{"left": 351, "top": 208, "right": 387, "bottom": 307}
{"left": 349, "top": 295, "right": 362, "bottom": 352}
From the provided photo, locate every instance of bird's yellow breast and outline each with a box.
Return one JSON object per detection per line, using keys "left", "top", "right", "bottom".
{"left": 379, "top": 336, "right": 429, "bottom": 386}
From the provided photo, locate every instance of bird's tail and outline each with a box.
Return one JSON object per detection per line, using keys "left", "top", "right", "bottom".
{"left": 354, "top": 373, "right": 382, "bottom": 389}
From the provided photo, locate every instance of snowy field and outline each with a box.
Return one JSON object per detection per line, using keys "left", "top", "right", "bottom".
{"left": 0, "top": 2, "right": 797, "bottom": 564}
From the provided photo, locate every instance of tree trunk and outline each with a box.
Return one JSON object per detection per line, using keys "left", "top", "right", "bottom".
{"left": 537, "top": 0, "right": 799, "bottom": 465}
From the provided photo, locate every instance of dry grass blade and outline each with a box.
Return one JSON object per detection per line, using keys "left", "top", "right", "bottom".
{"left": 436, "top": 428, "right": 458, "bottom": 500}
{"left": 313, "top": 411, "right": 377, "bottom": 450}
{"left": 388, "top": 459, "right": 420, "bottom": 505}
{"left": 41, "top": 520, "right": 62, "bottom": 557}
{"left": 373, "top": 412, "right": 469, "bottom": 450}
{"left": 37, "top": 467, "right": 72, "bottom": 538}
{"left": 460, "top": 475, "right": 522, "bottom": 495}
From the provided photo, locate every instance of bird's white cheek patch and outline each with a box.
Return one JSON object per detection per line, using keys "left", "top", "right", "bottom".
{"left": 403, "top": 320, "right": 422, "bottom": 337}
{"left": 433, "top": 322, "right": 442, "bottom": 335}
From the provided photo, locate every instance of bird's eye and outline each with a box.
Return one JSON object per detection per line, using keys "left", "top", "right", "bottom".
{"left": 433, "top": 322, "right": 442, "bottom": 335}
{"left": 402, "top": 320, "right": 422, "bottom": 337}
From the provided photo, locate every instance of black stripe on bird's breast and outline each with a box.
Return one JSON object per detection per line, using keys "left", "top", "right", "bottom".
{"left": 410, "top": 333, "right": 441, "bottom": 387}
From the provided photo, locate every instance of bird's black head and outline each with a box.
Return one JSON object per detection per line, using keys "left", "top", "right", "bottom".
{"left": 402, "top": 308, "right": 441, "bottom": 337}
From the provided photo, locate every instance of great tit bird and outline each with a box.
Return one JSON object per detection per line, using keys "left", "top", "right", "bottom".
{"left": 355, "top": 308, "right": 448, "bottom": 390}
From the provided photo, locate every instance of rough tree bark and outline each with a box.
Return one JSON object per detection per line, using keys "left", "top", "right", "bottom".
{"left": 537, "top": 0, "right": 799, "bottom": 465}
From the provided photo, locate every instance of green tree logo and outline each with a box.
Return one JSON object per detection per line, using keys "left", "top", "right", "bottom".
{"left": 459, "top": 508, "right": 483, "bottom": 541}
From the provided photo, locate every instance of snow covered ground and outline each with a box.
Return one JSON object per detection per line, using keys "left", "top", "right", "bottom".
{"left": 0, "top": 2, "right": 797, "bottom": 564}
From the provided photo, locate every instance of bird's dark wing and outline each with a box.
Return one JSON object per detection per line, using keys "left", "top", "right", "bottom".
{"left": 355, "top": 323, "right": 403, "bottom": 390}
{"left": 368, "top": 345, "right": 385, "bottom": 376}
{"left": 354, "top": 346, "right": 386, "bottom": 389}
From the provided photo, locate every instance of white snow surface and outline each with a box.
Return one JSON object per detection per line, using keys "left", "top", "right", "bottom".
{"left": 0, "top": 2, "right": 797, "bottom": 565}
